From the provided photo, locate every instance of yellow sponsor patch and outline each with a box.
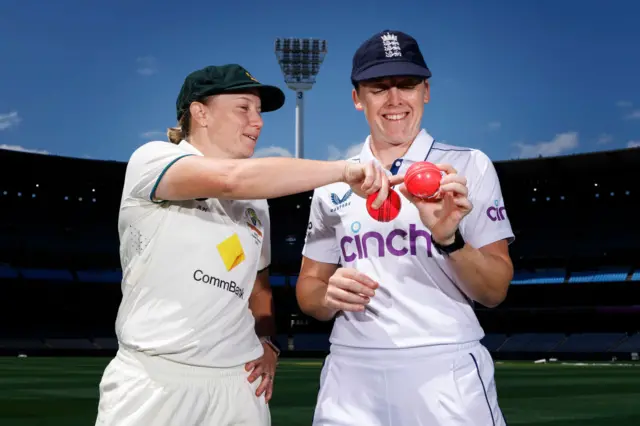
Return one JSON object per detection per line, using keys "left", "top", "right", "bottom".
{"left": 217, "top": 233, "right": 245, "bottom": 271}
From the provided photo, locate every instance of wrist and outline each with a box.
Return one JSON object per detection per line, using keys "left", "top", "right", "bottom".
{"left": 259, "top": 336, "right": 281, "bottom": 357}
{"left": 433, "top": 235, "right": 456, "bottom": 246}
{"left": 431, "top": 229, "right": 465, "bottom": 256}
{"left": 338, "top": 160, "right": 349, "bottom": 183}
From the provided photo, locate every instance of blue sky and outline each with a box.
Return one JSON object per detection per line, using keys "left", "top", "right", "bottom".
{"left": 1, "top": 0, "right": 639, "bottom": 163}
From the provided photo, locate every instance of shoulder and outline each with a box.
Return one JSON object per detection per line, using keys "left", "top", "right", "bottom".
{"left": 430, "top": 142, "right": 494, "bottom": 175}
{"left": 128, "top": 141, "right": 187, "bottom": 165}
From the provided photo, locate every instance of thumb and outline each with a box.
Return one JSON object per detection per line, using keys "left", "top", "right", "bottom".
{"left": 397, "top": 184, "right": 413, "bottom": 202}
{"left": 389, "top": 174, "right": 405, "bottom": 186}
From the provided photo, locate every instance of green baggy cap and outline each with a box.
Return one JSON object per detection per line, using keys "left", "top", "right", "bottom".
{"left": 176, "top": 64, "right": 286, "bottom": 121}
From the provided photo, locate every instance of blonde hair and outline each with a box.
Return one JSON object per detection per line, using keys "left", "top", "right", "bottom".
{"left": 167, "top": 112, "right": 190, "bottom": 144}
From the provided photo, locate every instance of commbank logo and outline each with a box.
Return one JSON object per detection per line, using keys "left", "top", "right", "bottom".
{"left": 193, "top": 269, "right": 245, "bottom": 299}
{"left": 340, "top": 224, "right": 433, "bottom": 262}
{"left": 486, "top": 199, "right": 507, "bottom": 222}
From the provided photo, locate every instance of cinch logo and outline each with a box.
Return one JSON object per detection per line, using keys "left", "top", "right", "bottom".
{"left": 330, "top": 189, "right": 353, "bottom": 212}
{"left": 486, "top": 200, "right": 507, "bottom": 222}
{"left": 193, "top": 269, "right": 245, "bottom": 299}
{"left": 340, "top": 224, "right": 433, "bottom": 262}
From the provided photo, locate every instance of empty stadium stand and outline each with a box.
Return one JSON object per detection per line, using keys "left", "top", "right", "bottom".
{"left": 1, "top": 146, "right": 639, "bottom": 361}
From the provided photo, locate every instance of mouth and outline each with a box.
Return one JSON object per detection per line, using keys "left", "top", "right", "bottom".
{"left": 244, "top": 134, "right": 258, "bottom": 142}
{"left": 382, "top": 112, "right": 409, "bottom": 121}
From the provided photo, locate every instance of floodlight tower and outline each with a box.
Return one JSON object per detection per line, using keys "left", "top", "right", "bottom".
{"left": 275, "top": 38, "right": 328, "bottom": 158}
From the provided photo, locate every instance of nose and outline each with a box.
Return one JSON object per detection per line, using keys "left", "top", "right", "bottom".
{"left": 250, "top": 110, "right": 264, "bottom": 130}
{"left": 386, "top": 87, "right": 402, "bottom": 106}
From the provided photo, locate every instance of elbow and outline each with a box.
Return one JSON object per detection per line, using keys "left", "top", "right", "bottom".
{"left": 477, "top": 283, "right": 509, "bottom": 308}
{"left": 294, "top": 283, "right": 313, "bottom": 316}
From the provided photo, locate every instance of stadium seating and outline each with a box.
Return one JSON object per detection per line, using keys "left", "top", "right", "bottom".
{"left": 512, "top": 269, "right": 566, "bottom": 285}
{"left": 553, "top": 333, "right": 628, "bottom": 352}
{"left": 2, "top": 145, "right": 640, "bottom": 361}
{"left": 568, "top": 267, "right": 630, "bottom": 283}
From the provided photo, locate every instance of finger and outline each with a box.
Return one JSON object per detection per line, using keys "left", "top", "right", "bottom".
{"left": 389, "top": 174, "right": 405, "bottom": 186}
{"left": 265, "top": 380, "right": 273, "bottom": 403}
{"left": 372, "top": 169, "right": 389, "bottom": 209}
{"left": 453, "top": 197, "right": 473, "bottom": 211}
{"left": 325, "top": 298, "right": 367, "bottom": 312}
{"left": 361, "top": 161, "right": 376, "bottom": 191}
{"left": 338, "top": 269, "right": 379, "bottom": 290}
{"left": 436, "top": 163, "right": 457, "bottom": 175}
{"left": 328, "top": 286, "right": 371, "bottom": 305}
{"left": 330, "top": 276, "right": 375, "bottom": 297}
{"left": 397, "top": 184, "right": 414, "bottom": 202}
{"left": 247, "top": 364, "right": 264, "bottom": 383}
{"left": 255, "top": 374, "right": 270, "bottom": 397}
{"left": 367, "top": 164, "right": 383, "bottom": 196}
{"left": 440, "top": 173, "right": 467, "bottom": 187}
{"left": 438, "top": 182, "right": 468, "bottom": 197}
{"left": 245, "top": 361, "right": 255, "bottom": 372}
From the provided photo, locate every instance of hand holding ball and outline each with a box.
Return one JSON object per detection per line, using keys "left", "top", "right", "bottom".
{"left": 404, "top": 162, "right": 442, "bottom": 199}
{"left": 366, "top": 188, "right": 401, "bottom": 222}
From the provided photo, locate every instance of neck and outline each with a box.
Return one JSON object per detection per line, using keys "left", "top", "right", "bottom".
{"left": 187, "top": 130, "right": 233, "bottom": 159}
{"left": 370, "top": 132, "right": 420, "bottom": 169}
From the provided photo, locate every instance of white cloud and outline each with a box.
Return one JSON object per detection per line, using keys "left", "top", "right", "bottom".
{"left": 327, "top": 142, "right": 363, "bottom": 160}
{"left": 597, "top": 133, "right": 613, "bottom": 145}
{"left": 140, "top": 130, "right": 166, "bottom": 139}
{"left": 512, "top": 132, "right": 579, "bottom": 158}
{"left": 628, "top": 141, "right": 640, "bottom": 148}
{"left": 136, "top": 56, "right": 158, "bottom": 76}
{"left": 0, "top": 111, "right": 20, "bottom": 130}
{"left": 624, "top": 110, "right": 640, "bottom": 120}
{"left": 616, "top": 100, "right": 633, "bottom": 108}
{"left": 0, "top": 144, "right": 49, "bottom": 155}
{"left": 253, "top": 145, "right": 293, "bottom": 158}
{"left": 487, "top": 121, "right": 501, "bottom": 130}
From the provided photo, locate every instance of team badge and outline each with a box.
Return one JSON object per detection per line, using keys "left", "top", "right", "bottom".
{"left": 244, "top": 208, "right": 263, "bottom": 245}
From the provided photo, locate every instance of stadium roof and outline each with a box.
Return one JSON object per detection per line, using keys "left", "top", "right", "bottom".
{"left": 1, "top": 145, "right": 638, "bottom": 176}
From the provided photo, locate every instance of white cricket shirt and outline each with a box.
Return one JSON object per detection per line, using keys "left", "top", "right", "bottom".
{"left": 115, "top": 140, "right": 269, "bottom": 367}
{"left": 302, "top": 130, "right": 515, "bottom": 349}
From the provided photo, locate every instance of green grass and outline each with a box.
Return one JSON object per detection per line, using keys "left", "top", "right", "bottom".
{"left": 1, "top": 357, "right": 639, "bottom": 425}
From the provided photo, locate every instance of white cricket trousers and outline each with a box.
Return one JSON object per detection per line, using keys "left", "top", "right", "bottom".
{"left": 312, "top": 341, "right": 508, "bottom": 426}
{"left": 95, "top": 348, "right": 270, "bottom": 426}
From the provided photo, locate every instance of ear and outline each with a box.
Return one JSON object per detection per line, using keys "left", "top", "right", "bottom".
{"left": 423, "top": 80, "right": 430, "bottom": 104}
{"left": 352, "top": 88, "right": 364, "bottom": 111}
{"left": 189, "top": 101, "right": 208, "bottom": 127}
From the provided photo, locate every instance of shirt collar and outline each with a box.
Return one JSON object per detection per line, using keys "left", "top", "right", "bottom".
{"left": 358, "top": 129, "right": 435, "bottom": 173}
{"left": 177, "top": 140, "right": 204, "bottom": 156}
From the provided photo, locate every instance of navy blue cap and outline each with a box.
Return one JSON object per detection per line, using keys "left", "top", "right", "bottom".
{"left": 351, "top": 30, "right": 431, "bottom": 84}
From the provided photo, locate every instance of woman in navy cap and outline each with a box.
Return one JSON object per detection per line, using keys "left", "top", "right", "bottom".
{"left": 94, "top": 63, "right": 402, "bottom": 426}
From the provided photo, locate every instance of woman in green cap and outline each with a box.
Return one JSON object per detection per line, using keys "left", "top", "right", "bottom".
{"left": 94, "top": 63, "right": 402, "bottom": 426}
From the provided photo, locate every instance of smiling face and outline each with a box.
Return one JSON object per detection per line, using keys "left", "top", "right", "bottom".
{"left": 352, "top": 76, "right": 430, "bottom": 148}
{"left": 189, "top": 89, "right": 264, "bottom": 159}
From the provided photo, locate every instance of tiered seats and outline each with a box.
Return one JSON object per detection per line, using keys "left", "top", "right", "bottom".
{"left": 512, "top": 269, "right": 565, "bottom": 285}
{"left": 480, "top": 333, "right": 507, "bottom": 351}
{"left": 498, "top": 333, "right": 566, "bottom": 352}
{"left": 568, "top": 268, "right": 630, "bottom": 283}
{"left": 44, "top": 338, "right": 96, "bottom": 350}
{"left": 554, "top": 332, "right": 627, "bottom": 352}
{"left": 291, "top": 333, "right": 330, "bottom": 352}
{"left": 611, "top": 333, "right": 640, "bottom": 352}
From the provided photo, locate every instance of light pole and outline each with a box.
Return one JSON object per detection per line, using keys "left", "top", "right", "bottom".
{"left": 274, "top": 38, "right": 327, "bottom": 159}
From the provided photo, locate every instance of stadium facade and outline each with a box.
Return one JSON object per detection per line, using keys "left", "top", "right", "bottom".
{"left": 1, "top": 146, "right": 639, "bottom": 361}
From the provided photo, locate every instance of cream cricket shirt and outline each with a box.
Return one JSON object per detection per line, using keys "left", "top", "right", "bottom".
{"left": 302, "top": 130, "right": 515, "bottom": 349}
{"left": 115, "top": 140, "right": 269, "bottom": 367}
